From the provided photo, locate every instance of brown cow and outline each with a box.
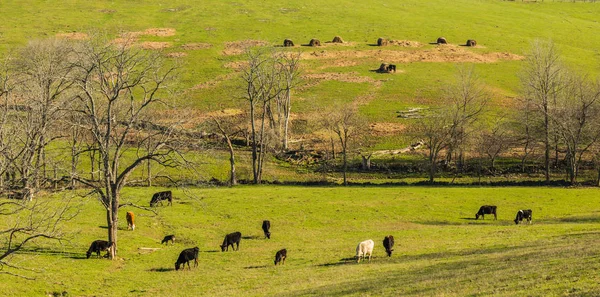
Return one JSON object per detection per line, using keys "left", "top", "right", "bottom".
{"left": 126, "top": 211, "right": 135, "bottom": 231}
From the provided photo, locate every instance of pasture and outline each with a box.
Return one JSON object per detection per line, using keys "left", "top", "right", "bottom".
{"left": 2, "top": 186, "right": 600, "bottom": 296}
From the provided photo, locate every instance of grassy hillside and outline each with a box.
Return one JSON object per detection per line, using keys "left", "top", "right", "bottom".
{"left": 1, "top": 186, "right": 599, "bottom": 296}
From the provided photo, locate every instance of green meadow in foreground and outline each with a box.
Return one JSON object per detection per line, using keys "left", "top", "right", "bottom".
{"left": 1, "top": 186, "right": 599, "bottom": 296}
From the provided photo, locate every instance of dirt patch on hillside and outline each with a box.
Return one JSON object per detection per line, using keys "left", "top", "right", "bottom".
{"left": 125, "top": 28, "right": 176, "bottom": 38}
{"left": 191, "top": 73, "right": 238, "bottom": 90}
{"left": 166, "top": 52, "right": 187, "bottom": 58}
{"left": 370, "top": 122, "right": 406, "bottom": 136}
{"left": 139, "top": 42, "right": 172, "bottom": 50}
{"left": 99, "top": 9, "right": 116, "bottom": 14}
{"left": 182, "top": 43, "right": 212, "bottom": 50}
{"left": 301, "top": 72, "right": 385, "bottom": 89}
{"left": 301, "top": 45, "right": 523, "bottom": 64}
{"left": 56, "top": 32, "right": 88, "bottom": 40}
{"left": 222, "top": 40, "right": 270, "bottom": 56}
{"left": 389, "top": 40, "right": 422, "bottom": 47}
{"left": 224, "top": 61, "right": 249, "bottom": 70}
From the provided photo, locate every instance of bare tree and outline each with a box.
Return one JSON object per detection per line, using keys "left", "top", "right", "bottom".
{"left": 274, "top": 52, "right": 302, "bottom": 150}
{"left": 0, "top": 39, "right": 76, "bottom": 200}
{"left": 445, "top": 66, "right": 489, "bottom": 172}
{"left": 240, "top": 49, "right": 283, "bottom": 184}
{"left": 211, "top": 113, "right": 246, "bottom": 186}
{"left": 71, "top": 38, "right": 179, "bottom": 259}
{"left": 0, "top": 197, "right": 77, "bottom": 279}
{"left": 416, "top": 108, "right": 453, "bottom": 183}
{"left": 514, "top": 96, "right": 540, "bottom": 172}
{"left": 322, "top": 105, "right": 366, "bottom": 186}
{"left": 551, "top": 74, "right": 600, "bottom": 184}
{"left": 476, "top": 117, "right": 511, "bottom": 171}
{"left": 520, "top": 39, "right": 565, "bottom": 182}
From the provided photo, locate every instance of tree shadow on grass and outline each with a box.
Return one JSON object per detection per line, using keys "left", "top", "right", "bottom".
{"left": 316, "top": 257, "right": 356, "bottom": 267}
{"left": 98, "top": 225, "right": 128, "bottom": 231}
{"left": 18, "top": 247, "right": 85, "bottom": 259}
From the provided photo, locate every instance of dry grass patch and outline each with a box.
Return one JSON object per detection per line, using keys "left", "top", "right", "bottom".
{"left": 55, "top": 32, "right": 88, "bottom": 40}
{"left": 166, "top": 52, "right": 187, "bottom": 58}
{"left": 139, "top": 42, "right": 172, "bottom": 50}
{"left": 301, "top": 72, "right": 385, "bottom": 89}
{"left": 181, "top": 43, "right": 212, "bottom": 50}
{"left": 370, "top": 122, "right": 406, "bottom": 136}
{"left": 222, "top": 40, "right": 270, "bottom": 56}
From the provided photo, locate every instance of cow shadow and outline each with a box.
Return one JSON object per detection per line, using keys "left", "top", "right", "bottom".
{"left": 460, "top": 217, "right": 477, "bottom": 220}
{"left": 242, "top": 235, "right": 262, "bottom": 240}
{"left": 244, "top": 265, "right": 268, "bottom": 269}
{"left": 98, "top": 225, "right": 128, "bottom": 231}
{"left": 367, "top": 44, "right": 380, "bottom": 47}
{"left": 202, "top": 250, "right": 220, "bottom": 253}
{"left": 316, "top": 257, "right": 356, "bottom": 267}
{"left": 148, "top": 267, "right": 175, "bottom": 272}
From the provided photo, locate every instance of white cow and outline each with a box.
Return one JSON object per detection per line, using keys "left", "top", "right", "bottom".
{"left": 356, "top": 239, "right": 374, "bottom": 263}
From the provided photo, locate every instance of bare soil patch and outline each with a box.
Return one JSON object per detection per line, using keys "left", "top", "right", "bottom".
{"left": 99, "top": 9, "right": 116, "bottom": 14}
{"left": 124, "top": 28, "right": 176, "bottom": 38}
{"left": 56, "top": 32, "right": 88, "bottom": 40}
{"left": 182, "top": 43, "right": 212, "bottom": 50}
{"left": 302, "top": 72, "right": 384, "bottom": 88}
{"left": 222, "top": 40, "right": 270, "bottom": 56}
{"left": 166, "top": 52, "right": 187, "bottom": 58}
{"left": 301, "top": 45, "right": 523, "bottom": 64}
{"left": 389, "top": 40, "right": 422, "bottom": 47}
{"left": 370, "top": 122, "right": 406, "bottom": 136}
{"left": 191, "top": 73, "right": 238, "bottom": 90}
{"left": 139, "top": 42, "right": 172, "bottom": 50}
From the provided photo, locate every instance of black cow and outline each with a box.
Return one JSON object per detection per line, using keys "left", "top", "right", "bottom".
{"left": 383, "top": 235, "right": 395, "bottom": 257}
{"left": 161, "top": 235, "right": 176, "bottom": 245}
{"left": 475, "top": 205, "right": 497, "bottom": 220}
{"left": 150, "top": 191, "right": 172, "bottom": 207}
{"left": 262, "top": 220, "right": 271, "bottom": 239}
{"left": 388, "top": 64, "right": 396, "bottom": 72}
{"left": 514, "top": 209, "right": 532, "bottom": 224}
{"left": 175, "top": 247, "right": 199, "bottom": 270}
{"left": 220, "top": 232, "right": 242, "bottom": 252}
{"left": 86, "top": 240, "right": 110, "bottom": 259}
{"left": 274, "top": 248, "right": 287, "bottom": 265}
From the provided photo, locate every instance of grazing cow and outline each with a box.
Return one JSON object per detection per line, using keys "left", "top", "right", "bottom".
{"left": 514, "top": 209, "right": 533, "bottom": 225}
{"left": 437, "top": 37, "right": 448, "bottom": 44}
{"left": 86, "top": 240, "right": 110, "bottom": 259}
{"left": 377, "top": 37, "right": 388, "bottom": 46}
{"left": 262, "top": 220, "right": 271, "bottom": 239}
{"left": 283, "top": 39, "right": 294, "bottom": 47}
{"left": 150, "top": 190, "right": 172, "bottom": 207}
{"left": 475, "top": 205, "right": 497, "bottom": 220}
{"left": 126, "top": 211, "right": 135, "bottom": 230}
{"left": 161, "top": 235, "right": 176, "bottom": 245}
{"left": 383, "top": 235, "right": 395, "bottom": 257}
{"left": 220, "top": 232, "right": 242, "bottom": 252}
{"left": 175, "top": 247, "right": 199, "bottom": 271}
{"left": 388, "top": 64, "right": 396, "bottom": 72}
{"left": 274, "top": 248, "right": 287, "bottom": 265}
{"left": 356, "top": 239, "right": 375, "bottom": 263}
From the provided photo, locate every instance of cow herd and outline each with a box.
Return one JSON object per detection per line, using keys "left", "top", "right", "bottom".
{"left": 85, "top": 191, "right": 533, "bottom": 269}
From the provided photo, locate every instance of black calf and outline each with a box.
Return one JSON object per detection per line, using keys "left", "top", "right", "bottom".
{"left": 475, "top": 205, "right": 497, "bottom": 220}
{"left": 86, "top": 240, "right": 110, "bottom": 259}
{"left": 274, "top": 249, "right": 287, "bottom": 265}
{"left": 262, "top": 220, "right": 271, "bottom": 239}
{"left": 514, "top": 209, "right": 532, "bottom": 224}
{"left": 220, "top": 232, "right": 242, "bottom": 252}
{"left": 383, "top": 235, "right": 395, "bottom": 257}
{"left": 175, "top": 247, "right": 199, "bottom": 270}
{"left": 161, "top": 235, "right": 175, "bottom": 245}
{"left": 150, "top": 191, "right": 172, "bottom": 207}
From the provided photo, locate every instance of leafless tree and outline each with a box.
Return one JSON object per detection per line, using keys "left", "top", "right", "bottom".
{"left": 0, "top": 196, "right": 78, "bottom": 279}
{"left": 211, "top": 113, "right": 246, "bottom": 186}
{"left": 445, "top": 66, "right": 489, "bottom": 172}
{"left": 240, "top": 49, "right": 283, "bottom": 184}
{"left": 476, "top": 117, "right": 511, "bottom": 171}
{"left": 416, "top": 108, "right": 453, "bottom": 183}
{"left": 514, "top": 96, "right": 540, "bottom": 172}
{"left": 0, "top": 39, "right": 76, "bottom": 200}
{"left": 322, "top": 105, "right": 366, "bottom": 186}
{"left": 273, "top": 52, "right": 302, "bottom": 150}
{"left": 551, "top": 74, "right": 600, "bottom": 184}
{"left": 70, "top": 38, "right": 179, "bottom": 259}
{"left": 520, "top": 39, "right": 566, "bottom": 182}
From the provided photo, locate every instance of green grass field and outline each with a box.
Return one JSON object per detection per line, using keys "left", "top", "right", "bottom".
{"left": 2, "top": 186, "right": 600, "bottom": 296}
